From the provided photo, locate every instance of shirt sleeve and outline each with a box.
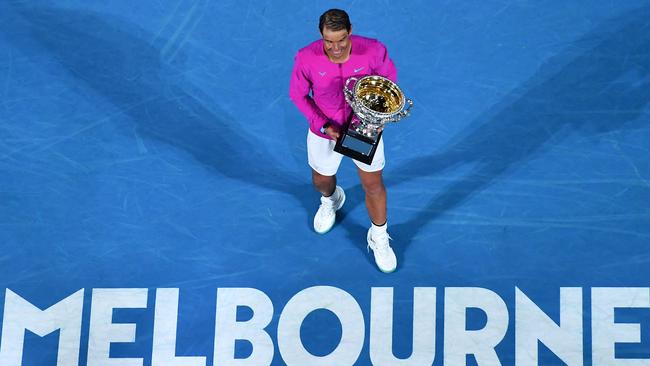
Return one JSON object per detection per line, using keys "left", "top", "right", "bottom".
{"left": 372, "top": 42, "right": 398, "bottom": 83}
{"left": 288, "top": 52, "right": 330, "bottom": 131}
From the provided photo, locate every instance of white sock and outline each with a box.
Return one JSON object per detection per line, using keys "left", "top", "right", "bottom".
{"left": 371, "top": 220, "right": 388, "bottom": 237}
{"left": 324, "top": 187, "right": 339, "bottom": 201}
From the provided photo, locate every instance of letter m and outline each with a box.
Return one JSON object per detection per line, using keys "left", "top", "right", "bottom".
{"left": 0, "top": 289, "right": 84, "bottom": 366}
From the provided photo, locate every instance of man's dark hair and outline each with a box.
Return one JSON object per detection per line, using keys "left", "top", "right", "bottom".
{"left": 319, "top": 9, "right": 351, "bottom": 33}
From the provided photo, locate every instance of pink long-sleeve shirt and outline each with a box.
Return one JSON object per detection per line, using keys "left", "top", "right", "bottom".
{"left": 289, "top": 35, "right": 397, "bottom": 139}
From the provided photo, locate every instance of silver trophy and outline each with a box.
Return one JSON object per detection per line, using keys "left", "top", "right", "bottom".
{"left": 334, "top": 75, "right": 413, "bottom": 164}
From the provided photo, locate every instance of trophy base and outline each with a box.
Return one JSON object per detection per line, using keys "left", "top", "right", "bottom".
{"left": 334, "top": 124, "right": 382, "bottom": 165}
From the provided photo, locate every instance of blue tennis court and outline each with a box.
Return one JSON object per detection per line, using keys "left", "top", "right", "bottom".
{"left": 1, "top": 1, "right": 649, "bottom": 365}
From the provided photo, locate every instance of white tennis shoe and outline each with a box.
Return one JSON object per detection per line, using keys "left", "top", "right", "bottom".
{"left": 367, "top": 229, "right": 397, "bottom": 273}
{"left": 313, "top": 186, "right": 346, "bottom": 234}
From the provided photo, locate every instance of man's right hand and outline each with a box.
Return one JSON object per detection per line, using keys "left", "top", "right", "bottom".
{"left": 325, "top": 125, "right": 340, "bottom": 140}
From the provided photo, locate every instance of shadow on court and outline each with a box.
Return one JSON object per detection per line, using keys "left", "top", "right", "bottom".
{"left": 7, "top": 4, "right": 650, "bottom": 271}
{"left": 385, "top": 6, "right": 650, "bottom": 262}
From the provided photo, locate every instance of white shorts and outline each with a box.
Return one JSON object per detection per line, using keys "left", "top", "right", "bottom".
{"left": 307, "top": 130, "right": 385, "bottom": 176}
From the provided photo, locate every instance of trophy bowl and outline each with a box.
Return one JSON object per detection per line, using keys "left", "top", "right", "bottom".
{"left": 335, "top": 75, "right": 413, "bottom": 164}
{"left": 353, "top": 76, "right": 406, "bottom": 116}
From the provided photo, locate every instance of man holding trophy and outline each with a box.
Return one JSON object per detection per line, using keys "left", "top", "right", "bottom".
{"left": 289, "top": 9, "right": 411, "bottom": 273}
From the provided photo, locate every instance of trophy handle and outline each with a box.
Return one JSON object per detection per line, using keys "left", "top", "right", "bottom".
{"left": 399, "top": 98, "right": 414, "bottom": 119}
{"left": 344, "top": 77, "right": 358, "bottom": 102}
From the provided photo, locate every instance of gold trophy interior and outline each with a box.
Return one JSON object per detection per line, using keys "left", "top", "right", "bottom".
{"left": 356, "top": 78, "right": 404, "bottom": 114}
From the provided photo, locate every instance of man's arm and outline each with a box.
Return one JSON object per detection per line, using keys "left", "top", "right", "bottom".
{"left": 289, "top": 53, "right": 331, "bottom": 133}
{"left": 372, "top": 42, "right": 397, "bottom": 82}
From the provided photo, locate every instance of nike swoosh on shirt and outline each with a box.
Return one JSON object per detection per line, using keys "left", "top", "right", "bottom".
{"left": 318, "top": 71, "right": 327, "bottom": 76}
{"left": 353, "top": 67, "right": 365, "bottom": 73}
